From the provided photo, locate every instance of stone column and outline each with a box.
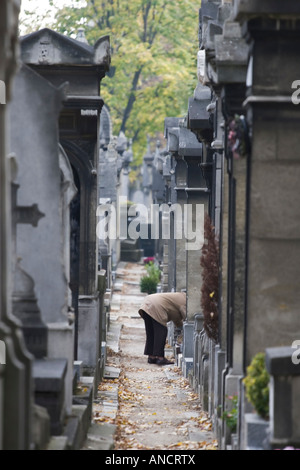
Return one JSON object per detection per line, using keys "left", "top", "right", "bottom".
{"left": 164, "top": 118, "right": 180, "bottom": 293}
{"left": 174, "top": 159, "right": 188, "bottom": 293}
{"left": 177, "top": 127, "right": 208, "bottom": 378}
{"left": 167, "top": 162, "right": 177, "bottom": 293}
{"left": 235, "top": 0, "right": 300, "bottom": 364}
{"left": 160, "top": 153, "right": 171, "bottom": 292}
{"left": 187, "top": 79, "right": 216, "bottom": 406}
{"left": 178, "top": 128, "right": 207, "bottom": 321}
{"left": 214, "top": 13, "right": 249, "bottom": 447}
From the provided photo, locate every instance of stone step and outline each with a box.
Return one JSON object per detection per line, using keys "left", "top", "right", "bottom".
{"left": 82, "top": 423, "right": 117, "bottom": 450}
{"left": 46, "top": 435, "right": 69, "bottom": 450}
{"left": 63, "top": 404, "right": 91, "bottom": 450}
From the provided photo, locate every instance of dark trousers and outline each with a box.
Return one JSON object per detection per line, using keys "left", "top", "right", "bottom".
{"left": 142, "top": 310, "right": 168, "bottom": 357}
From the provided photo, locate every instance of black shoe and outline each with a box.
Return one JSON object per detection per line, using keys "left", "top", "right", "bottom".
{"left": 148, "top": 357, "right": 157, "bottom": 364}
{"left": 156, "top": 357, "right": 174, "bottom": 366}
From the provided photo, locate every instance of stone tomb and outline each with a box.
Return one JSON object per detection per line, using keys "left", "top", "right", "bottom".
{"left": 8, "top": 62, "right": 74, "bottom": 441}
{"left": 20, "top": 28, "right": 111, "bottom": 385}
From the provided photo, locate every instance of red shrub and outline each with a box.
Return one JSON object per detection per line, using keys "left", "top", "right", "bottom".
{"left": 200, "top": 213, "right": 219, "bottom": 343}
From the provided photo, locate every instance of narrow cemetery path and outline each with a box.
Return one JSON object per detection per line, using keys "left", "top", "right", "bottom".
{"left": 83, "top": 262, "right": 218, "bottom": 451}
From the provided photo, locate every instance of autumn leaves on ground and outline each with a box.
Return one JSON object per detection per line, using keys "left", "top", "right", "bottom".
{"left": 96, "top": 262, "right": 218, "bottom": 451}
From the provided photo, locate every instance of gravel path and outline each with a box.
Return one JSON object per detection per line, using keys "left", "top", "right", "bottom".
{"left": 105, "top": 262, "right": 218, "bottom": 451}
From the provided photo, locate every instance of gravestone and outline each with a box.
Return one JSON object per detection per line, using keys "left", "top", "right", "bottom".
{"left": 33, "top": 359, "right": 68, "bottom": 436}
{"left": 266, "top": 346, "right": 300, "bottom": 449}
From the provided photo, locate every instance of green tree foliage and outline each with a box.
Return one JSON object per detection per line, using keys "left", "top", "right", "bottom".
{"left": 20, "top": 0, "right": 200, "bottom": 165}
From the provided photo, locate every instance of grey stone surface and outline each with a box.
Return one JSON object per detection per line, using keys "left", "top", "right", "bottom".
{"left": 183, "top": 323, "right": 195, "bottom": 358}
{"left": 12, "top": 258, "right": 47, "bottom": 359}
{"left": 46, "top": 436, "right": 68, "bottom": 450}
{"left": 178, "top": 127, "right": 203, "bottom": 158}
{"left": 164, "top": 117, "right": 181, "bottom": 138}
{"left": 247, "top": 239, "right": 300, "bottom": 358}
{"left": 63, "top": 404, "right": 91, "bottom": 450}
{"left": 188, "top": 87, "right": 212, "bottom": 140}
{"left": 47, "top": 322, "right": 74, "bottom": 415}
{"left": 32, "top": 404, "right": 51, "bottom": 450}
{"left": 167, "top": 127, "right": 180, "bottom": 154}
{"left": 32, "top": 358, "right": 68, "bottom": 436}
{"left": 83, "top": 423, "right": 116, "bottom": 450}
{"left": 104, "top": 366, "right": 121, "bottom": 380}
{"left": 21, "top": 28, "right": 110, "bottom": 88}
{"left": 182, "top": 358, "right": 193, "bottom": 378}
{"left": 9, "top": 64, "right": 68, "bottom": 326}
{"left": 74, "top": 361, "right": 83, "bottom": 382}
{"left": 266, "top": 347, "right": 300, "bottom": 376}
{"left": 266, "top": 346, "right": 300, "bottom": 448}
{"left": 250, "top": 164, "right": 300, "bottom": 240}
{"left": 9, "top": 64, "right": 78, "bottom": 424}
{"left": 33, "top": 359, "right": 68, "bottom": 392}
{"left": 234, "top": 0, "right": 300, "bottom": 20}
{"left": 243, "top": 413, "right": 269, "bottom": 450}
{"left": 78, "top": 296, "right": 100, "bottom": 368}
{"left": 214, "top": 20, "right": 248, "bottom": 84}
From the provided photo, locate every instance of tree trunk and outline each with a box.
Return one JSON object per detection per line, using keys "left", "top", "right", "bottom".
{"left": 120, "top": 67, "right": 143, "bottom": 135}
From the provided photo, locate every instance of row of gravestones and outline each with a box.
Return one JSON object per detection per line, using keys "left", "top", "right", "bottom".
{"left": 147, "top": 0, "right": 300, "bottom": 451}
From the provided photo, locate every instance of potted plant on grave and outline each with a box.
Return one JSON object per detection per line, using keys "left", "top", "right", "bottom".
{"left": 243, "top": 352, "right": 270, "bottom": 449}
{"left": 243, "top": 352, "right": 270, "bottom": 420}
{"left": 140, "top": 261, "right": 161, "bottom": 294}
{"left": 221, "top": 395, "right": 238, "bottom": 435}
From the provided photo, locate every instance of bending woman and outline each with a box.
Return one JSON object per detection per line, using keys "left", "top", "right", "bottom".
{"left": 138, "top": 292, "right": 186, "bottom": 366}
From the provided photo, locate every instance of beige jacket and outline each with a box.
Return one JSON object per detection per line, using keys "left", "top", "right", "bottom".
{"left": 139, "top": 292, "right": 186, "bottom": 328}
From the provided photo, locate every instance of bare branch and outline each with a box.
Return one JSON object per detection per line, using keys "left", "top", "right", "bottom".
{"left": 90, "top": 0, "right": 112, "bottom": 29}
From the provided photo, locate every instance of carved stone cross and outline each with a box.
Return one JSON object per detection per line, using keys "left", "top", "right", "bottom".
{"left": 15, "top": 202, "right": 44, "bottom": 227}
{"left": 11, "top": 182, "right": 45, "bottom": 227}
